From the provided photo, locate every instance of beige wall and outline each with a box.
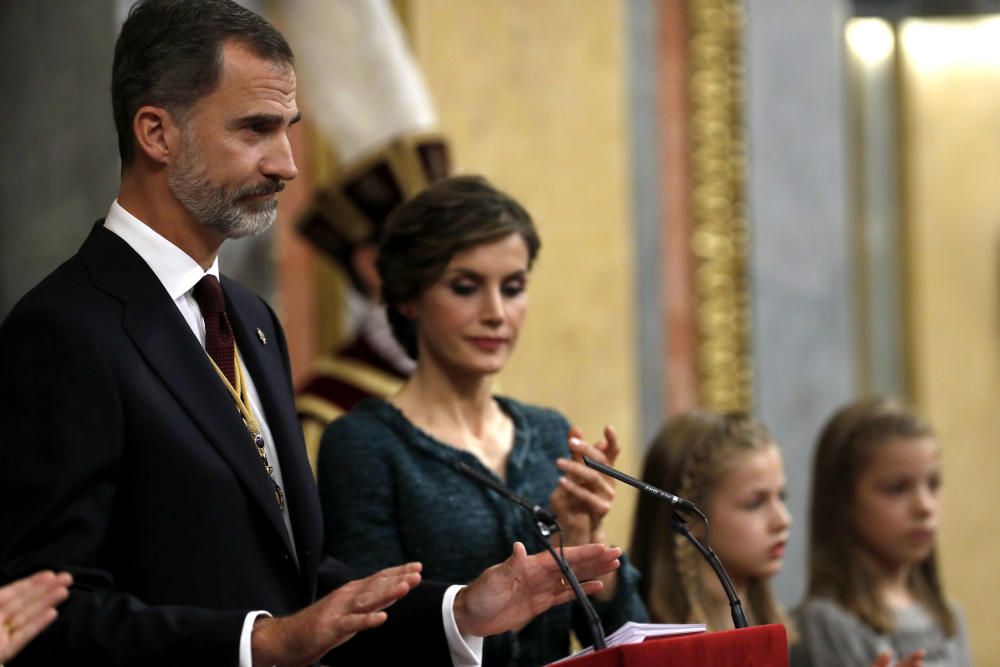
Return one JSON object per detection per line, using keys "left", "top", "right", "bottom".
{"left": 900, "top": 18, "right": 1000, "bottom": 662}
{"left": 404, "top": 0, "right": 641, "bottom": 547}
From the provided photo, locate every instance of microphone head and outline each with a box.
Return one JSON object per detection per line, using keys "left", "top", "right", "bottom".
{"left": 533, "top": 505, "right": 558, "bottom": 526}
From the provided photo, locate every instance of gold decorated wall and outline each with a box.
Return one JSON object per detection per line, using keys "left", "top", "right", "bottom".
{"left": 899, "top": 18, "right": 1000, "bottom": 663}
{"left": 403, "top": 0, "right": 640, "bottom": 547}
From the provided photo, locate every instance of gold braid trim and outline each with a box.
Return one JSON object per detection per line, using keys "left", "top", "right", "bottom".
{"left": 687, "top": 0, "right": 753, "bottom": 411}
{"left": 297, "top": 404, "right": 344, "bottom": 478}
{"left": 296, "top": 356, "right": 403, "bottom": 476}
{"left": 310, "top": 355, "right": 405, "bottom": 398}
{"left": 296, "top": 395, "right": 346, "bottom": 425}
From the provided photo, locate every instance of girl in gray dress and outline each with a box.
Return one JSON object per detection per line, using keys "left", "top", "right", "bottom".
{"left": 793, "top": 397, "right": 972, "bottom": 667}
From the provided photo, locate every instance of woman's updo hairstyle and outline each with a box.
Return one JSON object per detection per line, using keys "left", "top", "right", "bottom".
{"left": 377, "top": 175, "right": 541, "bottom": 359}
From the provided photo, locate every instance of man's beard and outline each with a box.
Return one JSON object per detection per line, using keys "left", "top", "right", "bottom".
{"left": 167, "top": 133, "right": 283, "bottom": 239}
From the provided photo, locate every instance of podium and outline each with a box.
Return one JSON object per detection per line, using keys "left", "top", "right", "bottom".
{"left": 560, "top": 624, "right": 788, "bottom": 667}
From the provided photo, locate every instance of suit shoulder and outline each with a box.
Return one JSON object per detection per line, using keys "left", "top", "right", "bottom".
{"left": 2, "top": 253, "right": 102, "bottom": 330}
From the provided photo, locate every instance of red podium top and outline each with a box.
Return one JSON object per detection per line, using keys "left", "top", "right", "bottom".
{"left": 560, "top": 624, "right": 788, "bottom": 667}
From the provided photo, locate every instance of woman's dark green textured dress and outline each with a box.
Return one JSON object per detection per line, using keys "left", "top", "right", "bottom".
{"left": 317, "top": 396, "right": 647, "bottom": 666}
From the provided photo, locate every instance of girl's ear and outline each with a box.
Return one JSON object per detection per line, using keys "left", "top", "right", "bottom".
{"left": 399, "top": 303, "right": 418, "bottom": 319}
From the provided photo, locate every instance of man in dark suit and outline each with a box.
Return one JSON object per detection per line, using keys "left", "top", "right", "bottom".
{"left": 0, "top": 1, "right": 622, "bottom": 665}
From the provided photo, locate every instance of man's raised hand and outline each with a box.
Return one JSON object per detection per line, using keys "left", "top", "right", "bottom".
{"left": 251, "top": 562, "right": 422, "bottom": 667}
{"left": 452, "top": 542, "right": 621, "bottom": 638}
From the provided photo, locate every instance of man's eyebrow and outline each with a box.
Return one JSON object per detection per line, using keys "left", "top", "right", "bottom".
{"left": 232, "top": 110, "right": 303, "bottom": 128}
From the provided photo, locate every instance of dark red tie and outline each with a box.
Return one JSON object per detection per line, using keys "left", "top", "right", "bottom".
{"left": 193, "top": 275, "right": 237, "bottom": 387}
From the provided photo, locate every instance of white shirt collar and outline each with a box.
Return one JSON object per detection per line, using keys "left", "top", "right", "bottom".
{"left": 103, "top": 200, "right": 219, "bottom": 299}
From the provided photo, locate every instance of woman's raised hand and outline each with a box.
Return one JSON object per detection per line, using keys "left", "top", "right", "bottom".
{"left": 550, "top": 425, "right": 621, "bottom": 546}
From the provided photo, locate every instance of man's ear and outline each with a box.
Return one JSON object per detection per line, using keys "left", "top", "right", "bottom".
{"left": 132, "top": 105, "right": 182, "bottom": 165}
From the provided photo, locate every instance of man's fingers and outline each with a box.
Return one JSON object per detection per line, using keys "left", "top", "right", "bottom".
{"left": 5, "top": 608, "right": 58, "bottom": 655}
{"left": 19, "top": 576, "right": 70, "bottom": 619}
{"left": 558, "top": 545, "right": 622, "bottom": 580}
{"left": 522, "top": 544, "right": 621, "bottom": 584}
{"left": 0, "top": 571, "right": 71, "bottom": 637}
{"left": 561, "top": 543, "right": 622, "bottom": 563}
{"left": 549, "top": 579, "right": 604, "bottom": 607}
{"left": 260, "top": 568, "right": 418, "bottom": 664}
{"left": 0, "top": 571, "right": 66, "bottom": 608}
{"left": 579, "top": 580, "right": 604, "bottom": 596}
{"left": 352, "top": 573, "right": 421, "bottom": 612}
{"left": 335, "top": 610, "right": 389, "bottom": 637}
{"left": 509, "top": 541, "right": 529, "bottom": 563}
{"left": 571, "top": 557, "right": 620, "bottom": 582}
{"left": 0, "top": 575, "right": 67, "bottom": 662}
{"left": 368, "top": 562, "right": 423, "bottom": 580}
{"left": 348, "top": 562, "right": 422, "bottom": 610}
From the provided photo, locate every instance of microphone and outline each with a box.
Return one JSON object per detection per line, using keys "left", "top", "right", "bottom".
{"left": 583, "top": 457, "right": 749, "bottom": 630}
{"left": 453, "top": 460, "right": 607, "bottom": 651}
{"left": 582, "top": 456, "right": 697, "bottom": 514}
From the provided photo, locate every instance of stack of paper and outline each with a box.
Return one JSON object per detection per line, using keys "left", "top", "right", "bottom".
{"left": 549, "top": 621, "right": 707, "bottom": 664}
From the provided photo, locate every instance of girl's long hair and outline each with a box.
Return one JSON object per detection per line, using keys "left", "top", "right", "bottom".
{"left": 630, "top": 411, "right": 788, "bottom": 631}
{"left": 805, "top": 396, "right": 955, "bottom": 635}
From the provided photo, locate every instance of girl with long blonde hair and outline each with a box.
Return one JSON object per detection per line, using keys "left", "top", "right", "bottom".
{"left": 630, "top": 411, "right": 791, "bottom": 631}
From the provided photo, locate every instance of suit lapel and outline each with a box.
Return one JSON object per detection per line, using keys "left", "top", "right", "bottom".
{"left": 225, "top": 282, "right": 323, "bottom": 589}
{"left": 80, "top": 225, "right": 296, "bottom": 560}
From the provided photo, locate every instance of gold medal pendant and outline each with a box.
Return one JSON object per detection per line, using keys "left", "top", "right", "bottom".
{"left": 212, "top": 354, "right": 287, "bottom": 512}
{"left": 273, "top": 482, "right": 285, "bottom": 511}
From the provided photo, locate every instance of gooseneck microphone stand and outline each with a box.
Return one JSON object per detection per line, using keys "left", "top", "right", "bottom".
{"left": 669, "top": 512, "right": 749, "bottom": 629}
{"left": 583, "top": 456, "right": 748, "bottom": 630}
{"left": 453, "top": 460, "right": 607, "bottom": 651}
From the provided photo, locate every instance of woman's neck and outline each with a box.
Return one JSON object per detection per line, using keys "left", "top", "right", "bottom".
{"left": 393, "top": 360, "right": 495, "bottom": 426}
{"left": 391, "top": 359, "right": 512, "bottom": 477}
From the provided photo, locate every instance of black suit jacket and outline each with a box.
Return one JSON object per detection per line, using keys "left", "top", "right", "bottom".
{"left": 0, "top": 224, "right": 450, "bottom": 665}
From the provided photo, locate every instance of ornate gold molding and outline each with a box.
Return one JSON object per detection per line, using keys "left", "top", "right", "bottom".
{"left": 686, "top": 0, "right": 753, "bottom": 411}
